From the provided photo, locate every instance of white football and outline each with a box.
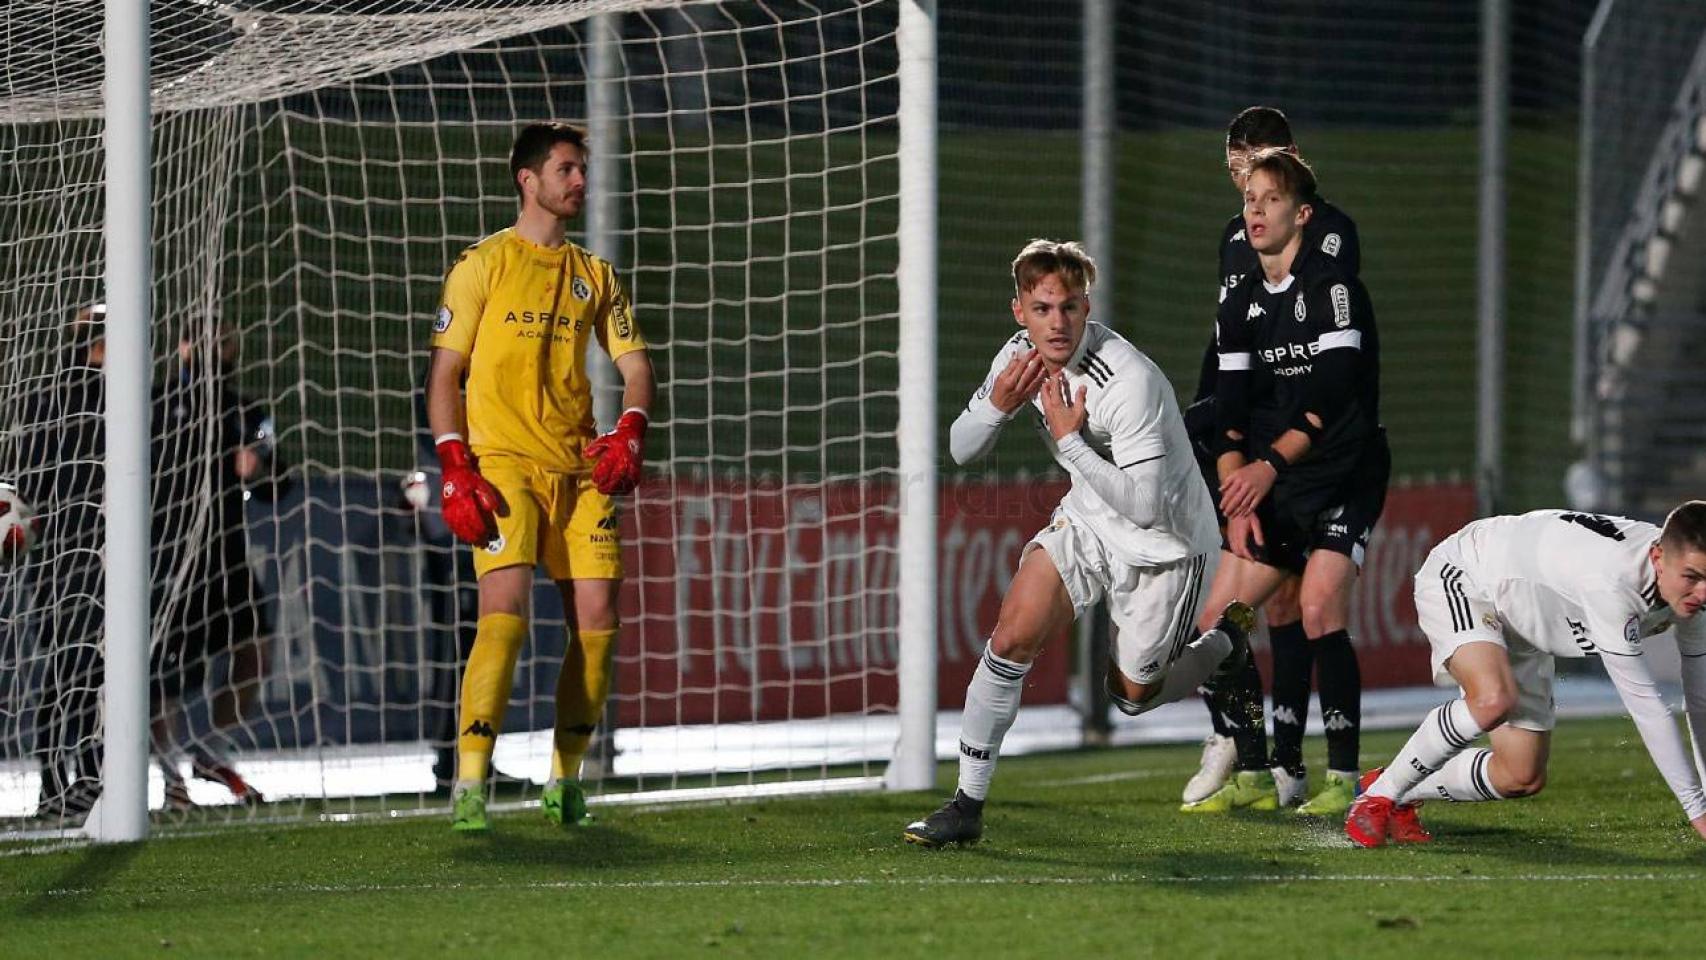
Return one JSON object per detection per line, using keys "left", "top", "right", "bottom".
{"left": 0, "top": 483, "right": 37, "bottom": 558}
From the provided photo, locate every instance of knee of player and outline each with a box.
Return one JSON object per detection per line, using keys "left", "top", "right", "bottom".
{"left": 1499, "top": 766, "right": 1546, "bottom": 798}
{"left": 1299, "top": 605, "right": 1344, "bottom": 639}
{"left": 1464, "top": 689, "right": 1516, "bottom": 730}
{"left": 1264, "top": 581, "right": 1301, "bottom": 624}
{"left": 988, "top": 627, "right": 1044, "bottom": 664}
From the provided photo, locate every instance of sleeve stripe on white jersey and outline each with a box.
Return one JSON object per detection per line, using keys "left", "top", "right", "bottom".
{"left": 1441, "top": 563, "right": 1471, "bottom": 633}
{"left": 1315, "top": 330, "right": 1362, "bottom": 352}
{"left": 1084, "top": 350, "right": 1114, "bottom": 380}
{"left": 1218, "top": 352, "right": 1251, "bottom": 371}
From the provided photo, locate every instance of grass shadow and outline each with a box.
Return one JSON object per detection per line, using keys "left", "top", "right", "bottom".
{"left": 12, "top": 841, "right": 145, "bottom": 918}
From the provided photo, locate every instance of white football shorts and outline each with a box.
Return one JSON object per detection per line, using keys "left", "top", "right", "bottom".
{"left": 1025, "top": 509, "right": 1215, "bottom": 686}
{"left": 1414, "top": 546, "right": 1556, "bottom": 731}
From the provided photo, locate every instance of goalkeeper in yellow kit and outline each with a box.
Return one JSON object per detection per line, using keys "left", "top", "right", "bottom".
{"left": 426, "top": 122, "right": 655, "bottom": 832}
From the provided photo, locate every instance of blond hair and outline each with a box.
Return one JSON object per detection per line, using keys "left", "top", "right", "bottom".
{"left": 1011, "top": 239, "right": 1097, "bottom": 296}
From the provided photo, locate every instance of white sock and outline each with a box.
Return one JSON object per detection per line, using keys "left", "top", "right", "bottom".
{"left": 1403, "top": 748, "right": 1505, "bottom": 803}
{"left": 956, "top": 641, "right": 1032, "bottom": 801}
{"left": 1366, "top": 698, "right": 1482, "bottom": 801}
{"left": 1120, "top": 628, "right": 1232, "bottom": 717}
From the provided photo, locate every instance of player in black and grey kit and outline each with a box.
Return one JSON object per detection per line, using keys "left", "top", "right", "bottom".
{"left": 1210, "top": 148, "right": 1388, "bottom": 817}
{"left": 1182, "top": 107, "right": 1364, "bottom": 812}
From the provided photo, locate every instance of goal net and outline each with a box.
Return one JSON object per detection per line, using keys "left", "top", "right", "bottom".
{"left": 0, "top": 0, "right": 905, "bottom": 830}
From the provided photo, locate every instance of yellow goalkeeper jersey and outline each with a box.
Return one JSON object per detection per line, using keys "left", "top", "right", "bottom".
{"left": 431, "top": 228, "right": 647, "bottom": 473}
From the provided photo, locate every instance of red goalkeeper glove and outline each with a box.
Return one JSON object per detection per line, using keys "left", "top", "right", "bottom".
{"left": 584, "top": 409, "right": 648, "bottom": 496}
{"left": 436, "top": 437, "right": 501, "bottom": 545}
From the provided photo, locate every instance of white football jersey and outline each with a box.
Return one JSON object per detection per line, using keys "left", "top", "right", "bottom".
{"left": 1440, "top": 510, "right": 1706, "bottom": 659}
{"left": 969, "top": 321, "right": 1220, "bottom": 566}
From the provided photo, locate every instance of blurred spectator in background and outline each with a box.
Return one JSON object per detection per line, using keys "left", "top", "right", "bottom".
{"left": 149, "top": 320, "right": 272, "bottom": 808}
{"left": 14, "top": 303, "right": 111, "bottom": 821}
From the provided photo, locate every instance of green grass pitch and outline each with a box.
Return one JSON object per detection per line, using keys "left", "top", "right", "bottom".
{"left": 5, "top": 715, "right": 1705, "bottom": 958}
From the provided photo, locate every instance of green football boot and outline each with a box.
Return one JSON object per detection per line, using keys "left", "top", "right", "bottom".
{"left": 542, "top": 779, "right": 591, "bottom": 828}
{"left": 1180, "top": 769, "right": 1279, "bottom": 813}
{"left": 451, "top": 785, "right": 490, "bottom": 833}
{"left": 1296, "top": 769, "right": 1358, "bottom": 817}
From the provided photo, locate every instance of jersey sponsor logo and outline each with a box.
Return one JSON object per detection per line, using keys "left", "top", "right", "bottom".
{"left": 1246, "top": 302, "right": 1266, "bottom": 321}
{"left": 613, "top": 297, "right": 634, "bottom": 340}
{"left": 1321, "top": 232, "right": 1342, "bottom": 257}
{"left": 434, "top": 305, "right": 452, "bottom": 333}
{"left": 571, "top": 276, "right": 592, "bottom": 301}
{"left": 1259, "top": 341, "right": 1321, "bottom": 364}
{"left": 503, "top": 309, "right": 582, "bottom": 328}
{"left": 1331, "top": 284, "right": 1351, "bottom": 328}
{"left": 1294, "top": 295, "right": 1307, "bottom": 323}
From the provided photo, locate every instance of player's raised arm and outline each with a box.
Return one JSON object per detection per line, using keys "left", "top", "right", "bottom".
{"left": 948, "top": 342, "right": 1043, "bottom": 466}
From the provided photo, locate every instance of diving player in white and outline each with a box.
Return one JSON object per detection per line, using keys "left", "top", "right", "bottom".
{"left": 1345, "top": 502, "right": 1706, "bottom": 846}
{"left": 903, "top": 239, "right": 1252, "bottom": 847}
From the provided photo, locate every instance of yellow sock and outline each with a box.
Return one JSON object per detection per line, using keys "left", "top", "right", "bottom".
{"left": 551, "top": 627, "right": 618, "bottom": 781}
{"left": 456, "top": 612, "right": 528, "bottom": 785}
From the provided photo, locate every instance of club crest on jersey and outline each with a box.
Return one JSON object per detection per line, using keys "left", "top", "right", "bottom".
{"left": 571, "top": 276, "right": 592, "bottom": 302}
{"left": 1246, "top": 302, "right": 1265, "bottom": 321}
{"left": 1321, "top": 233, "right": 1342, "bottom": 257}
{"left": 1330, "top": 284, "right": 1351, "bottom": 328}
{"left": 1625, "top": 615, "right": 1642, "bottom": 647}
{"left": 484, "top": 533, "right": 507, "bottom": 555}
{"left": 1294, "top": 295, "right": 1307, "bottom": 323}
{"left": 434, "top": 305, "right": 452, "bottom": 333}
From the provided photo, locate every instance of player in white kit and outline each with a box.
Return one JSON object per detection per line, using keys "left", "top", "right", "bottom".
{"left": 1345, "top": 503, "right": 1706, "bottom": 846}
{"left": 903, "top": 239, "right": 1253, "bottom": 847}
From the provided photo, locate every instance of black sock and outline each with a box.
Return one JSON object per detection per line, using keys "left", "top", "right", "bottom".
{"left": 1211, "top": 655, "right": 1269, "bottom": 771}
{"left": 1268, "top": 620, "right": 1311, "bottom": 773}
{"left": 1313, "top": 629, "right": 1362, "bottom": 772}
{"left": 1202, "top": 691, "right": 1230, "bottom": 737}
{"left": 952, "top": 789, "right": 985, "bottom": 815}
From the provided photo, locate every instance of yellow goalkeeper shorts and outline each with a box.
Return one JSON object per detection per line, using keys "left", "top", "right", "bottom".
{"left": 471, "top": 454, "right": 623, "bottom": 582}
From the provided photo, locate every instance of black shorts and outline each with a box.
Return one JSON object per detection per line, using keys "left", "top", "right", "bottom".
{"left": 152, "top": 569, "right": 260, "bottom": 702}
{"left": 1229, "top": 433, "right": 1390, "bottom": 575}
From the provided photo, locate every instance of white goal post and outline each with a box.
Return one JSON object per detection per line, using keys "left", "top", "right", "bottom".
{"left": 0, "top": 0, "right": 938, "bottom": 839}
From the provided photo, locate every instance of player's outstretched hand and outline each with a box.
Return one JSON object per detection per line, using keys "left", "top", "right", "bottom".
{"left": 1227, "top": 511, "right": 1265, "bottom": 562}
{"left": 1039, "top": 372, "right": 1087, "bottom": 441}
{"left": 436, "top": 437, "right": 501, "bottom": 546}
{"left": 989, "top": 349, "right": 1047, "bottom": 414}
{"left": 1220, "top": 459, "right": 1277, "bottom": 517}
{"left": 585, "top": 409, "right": 648, "bottom": 496}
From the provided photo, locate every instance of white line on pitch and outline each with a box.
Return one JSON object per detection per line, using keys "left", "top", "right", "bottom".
{"left": 8, "top": 872, "right": 1699, "bottom": 899}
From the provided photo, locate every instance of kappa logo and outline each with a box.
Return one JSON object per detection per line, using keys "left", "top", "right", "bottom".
{"left": 571, "top": 276, "right": 592, "bottom": 302}
{"left": 1294, "top": 295, "right": 1307, "bottom": 323}
{"left": 1231, "top": 229, "right": 1246, "bottom": 243}
{"left": 1321, "top": 232, "right": 1342, "bottom": 257}
{"left": 462, "top": 720, "right": 496, "bottom": 739}
{"left": 434, "top": 305, "right": 452, "bottom": 333}
{"left": 1330, "top": 283, "right": 1351, "bottom": 328}
{"left": 1246, "top": 302, "right": 1266, "bottom": 321}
